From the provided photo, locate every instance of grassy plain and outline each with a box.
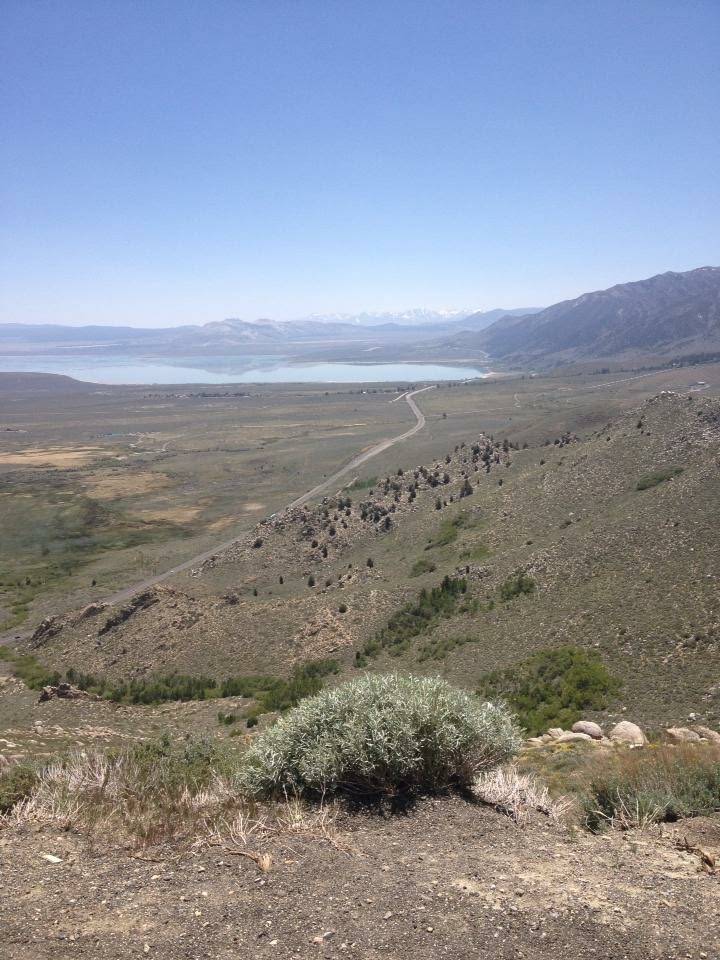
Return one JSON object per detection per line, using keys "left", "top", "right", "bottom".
{"left": 0, "top": 373, "right": 414, "bottom": 627}
{"left": 1, "top": 360, "right": 719, "bottom": 750}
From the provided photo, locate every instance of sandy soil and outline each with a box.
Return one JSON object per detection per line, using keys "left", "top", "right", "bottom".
{"left": 1, "top": 798, "right": 718, "bottom": 959}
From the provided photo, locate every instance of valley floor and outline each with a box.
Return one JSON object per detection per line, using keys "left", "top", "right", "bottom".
{"left": 2, "top": 798, "right": 718, "bottom": 959}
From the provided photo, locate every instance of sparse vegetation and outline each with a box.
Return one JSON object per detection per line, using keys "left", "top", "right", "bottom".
{"left": 360, "top": 576, "right": 468, "bottom": 659}
{"left": 582, "top": 743, "right": 720, "bottom": 830}
{"left": 498, "top": 570, "right": 536, "bottom": 602}
{"left": 60, "top": 659, "right": 340, "bottom": 714}
{"left": 477, "top": 646, "right": 620, "bottom": 736}
{"left": 0, "top": 645, "right": 60, "bottom": 690}
{"left": 635, "top": 466, "right": 684, "bottom": 490}
{"left": 425, "top": 514, "right": 471, "bottom": 550}
{"left": 409, "top": 557, "right": 436, "bottom": 577}
{"left": 238, "top": 674, "right": 521, "bottom": 799}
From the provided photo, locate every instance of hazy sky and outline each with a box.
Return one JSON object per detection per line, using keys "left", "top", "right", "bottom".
{"left": 2, "top": 1, "right": 718, "bottom": 327}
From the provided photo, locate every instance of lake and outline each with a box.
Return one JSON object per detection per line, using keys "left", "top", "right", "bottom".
{"left": 0, "top": 355, "right": 489, "bottom": 385}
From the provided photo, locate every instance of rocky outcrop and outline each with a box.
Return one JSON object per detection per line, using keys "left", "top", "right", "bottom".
{"left": 609, "top": 721, "right": 647, "bottom": 746}
{"left": 31, "top": 616, "right": 63, "bottom": 647}
{"left": 572, "top": 720, "right": 603, "bottom": 740}
{"left": 665, "top": 727, "right": 701, "bottom": 743}
{"left": 692, "top": 725, "right": 720, "bottom": 744}
{"left": 98, "top": 590, "right": 159, "bottom": 636}
{"left": 38, "top": 682, "right": 94, "bottom": 703}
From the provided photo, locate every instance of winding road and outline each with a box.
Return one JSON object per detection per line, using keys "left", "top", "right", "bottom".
{"left": 27, "top": 385, "right": 437, "bottom": 617}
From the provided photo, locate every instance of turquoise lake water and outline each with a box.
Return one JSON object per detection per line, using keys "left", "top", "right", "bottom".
{"left": 0, "top": 355, "right": 488, "bottom": 385}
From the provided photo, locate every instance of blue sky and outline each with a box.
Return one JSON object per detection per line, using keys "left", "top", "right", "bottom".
{"left": 2, "top": 0, "right": 718, "bottom": 326}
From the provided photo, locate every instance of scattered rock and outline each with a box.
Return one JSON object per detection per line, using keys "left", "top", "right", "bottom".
{"left": 665, "top": 727, "right": 701, "bottom": 744}
{"left": 38, "top": 682, "right": 93, "bottom": 703}
{"left": 572, "top": 720, "right": 603, "bottom": 740}
{"left": 609, "top": 721, "right": 647, "bottom": 746}
{"left": 31, "top": 616, "right": 63, "bottom": 646}
{"left": 74, "top": 602, "right": 108, "bottom": 624}
{"left": 554, "top": 731, "right": 592, "bottom": 744}
{"left": 692, "top": 725, "right": 720, "bottom": 744}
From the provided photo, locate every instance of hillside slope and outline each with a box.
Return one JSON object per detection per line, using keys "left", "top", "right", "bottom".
{"left": 441, "top": 267, "right": 720, "bottom": 364}
{"left": 24, "top": 391, "right": 720, "bottom": 729}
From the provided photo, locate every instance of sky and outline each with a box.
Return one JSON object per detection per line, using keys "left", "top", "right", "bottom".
{"left": 1, "top": 1, "right": 719, "bottom": 327}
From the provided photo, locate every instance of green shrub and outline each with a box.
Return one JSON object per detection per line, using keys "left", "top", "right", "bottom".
{"left": 238, "top": 673, "right": 521, "bottom": 799}
{"left": 425, "top": 515, "right": 472, "bottom": 550}
{"left": 0, "top": 762, "right": 39, "bottom": 813}
{"left": 583, "top": 743, "right": 720, "bottom": 830}
{"left": 0, "top": 645, "right": 60, "bottom": 690}
{"left": 477, "top": 645, "right": 620, "bottom": 736}
{"left": 635, "top": 466, "right": 683, "bottom": 491}
{"left": 58, "top": 659, "right": 338, "bottom": 714}
{"left": 410, "top": 558, "right": 436, "bottom": 577}
{"left": 499, "top": 571, "right": 536, "bottom": 602}
{"left": 361, "top": 576, "right": 468, "bottom": 659}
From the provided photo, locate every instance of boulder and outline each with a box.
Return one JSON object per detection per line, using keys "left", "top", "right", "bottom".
{"left": 665, "top": 727, "right": 701, "bottom": 744}
{"left": 555, "top": 732, "right": 592, "bottom": 744}
{"left": 692, "top": 725, "right": 720, "bottom": 744}
{"left": 38, "top": 682, "right": 91, "bottom": 703}
{"left": 546, "top": 727, "right": 565, "bottom": 740}
{"left": 572, "top": 720, "right": 603, "bottom": 740}
{"left": 609, "top": 721, "right": 647, "bottom": 746}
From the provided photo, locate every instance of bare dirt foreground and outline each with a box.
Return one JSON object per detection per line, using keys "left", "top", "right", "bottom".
{"left": 2, "top": 799, "right": 718, "bottom": 960}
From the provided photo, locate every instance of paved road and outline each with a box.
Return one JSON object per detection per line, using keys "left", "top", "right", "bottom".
{"left": 3, "top": 385, "right": 436, "bottom": 634}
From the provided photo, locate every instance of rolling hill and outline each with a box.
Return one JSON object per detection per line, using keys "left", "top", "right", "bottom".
{"left": 24, "top": 389, "right": 720, "bottom": 729}
{"left": 439, "top": 267, "right": 720, "bottom": 365}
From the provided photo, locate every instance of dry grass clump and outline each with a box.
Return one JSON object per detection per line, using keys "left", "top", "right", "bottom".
{"left": 238, "top": 673, "right": 522, "bottom": 800}
{"left": 1, "top": 736, "right": 242, "bottom": 844}
{"left": 582, "top": 742, "right": 720, "bottom": 831}
{"left": 473, "top": 766, "right": 573, "bottom": 824}
{"left": 0, "top": 737, "right": 351, "bottom": 853}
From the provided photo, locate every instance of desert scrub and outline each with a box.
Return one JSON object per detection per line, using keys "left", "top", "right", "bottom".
{"left": 498, "top": 570, "right": 536, "bottom": 602}
{"left": 237, "top": 673, "right": 522, "bottom": 799}
{"left": 635, "top": 466, "right": 683, "bottom": 491}
{"left": 359, "top": 575, "right": 468, "bottom": 660}
{"left": 0, "top": 762, "right": 40, "bottom": 814}
{"left": 582, "top": 742, "right": 720, "bottom": 830}
{"left": 3, "top": 736, "right": 244, "bottom": 842}
{"left": 0, "top": 645, "right": 60, "bottom": 690}
{"left": 410, "top": 557, "right": 436, "bottom": 577}
{"left": 477, "top": 645, "right": 619, "bottom": 736}
{"left": 63, "top": 659, "right": 339, "bottom": 712}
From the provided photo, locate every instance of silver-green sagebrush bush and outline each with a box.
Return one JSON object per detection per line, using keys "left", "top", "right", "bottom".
{"left": 237, "top": 673, "right": 522, "bottom": 798}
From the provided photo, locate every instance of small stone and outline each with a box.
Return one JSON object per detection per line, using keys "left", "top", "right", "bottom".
{"left": 384, "top": 911, "right": 393, "bottom": 920}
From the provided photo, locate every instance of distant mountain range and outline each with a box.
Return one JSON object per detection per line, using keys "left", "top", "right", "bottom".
{"left": 0, "top": 307, "right": 540, "bottom": 357}
{"left": 295, "top": 308, "right": 538, "bottom": 327}
{"left": 435, "top": 267, "right": 720, "bottom": 365}
{"left": 2, "top": 268, "right": 718, "bottom": 367}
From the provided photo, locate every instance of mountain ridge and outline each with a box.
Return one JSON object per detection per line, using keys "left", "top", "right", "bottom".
{"left": 447, "top": 267, "right": 720, "bottom": 364}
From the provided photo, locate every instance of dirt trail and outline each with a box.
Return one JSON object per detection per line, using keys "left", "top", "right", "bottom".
{"left": 0, "top": 386, "right": 434, "bottom": 626}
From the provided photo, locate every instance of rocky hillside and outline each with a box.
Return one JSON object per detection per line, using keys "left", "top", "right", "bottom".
{"left": 20, "top": 390, "right": 720, "bottom": 729}
{"left": 442, "top": 267, "right": 720, "bottom": 364}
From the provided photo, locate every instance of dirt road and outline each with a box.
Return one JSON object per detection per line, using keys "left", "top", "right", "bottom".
{"left": 100, "top": 385, "right": 436, "bottom": 607}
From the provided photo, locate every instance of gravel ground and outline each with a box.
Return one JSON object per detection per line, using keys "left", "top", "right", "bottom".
{"left": 2, "top": 797, "right": 718, "bottom": 959}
